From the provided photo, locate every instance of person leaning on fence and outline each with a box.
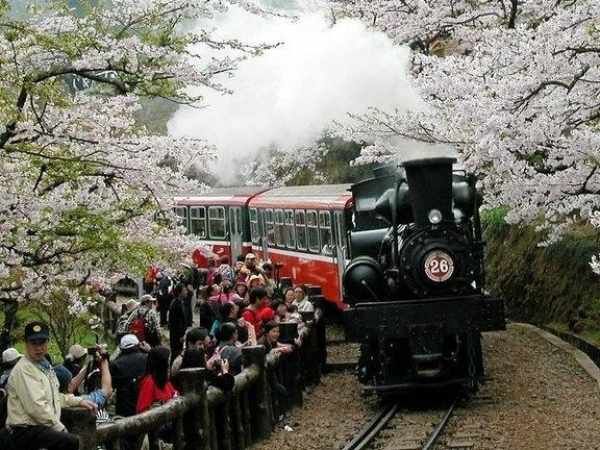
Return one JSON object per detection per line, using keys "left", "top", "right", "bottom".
{"left": 110, "top": 334, "right": 148, "bottom": 450}
{"left": 242, "top": 287, "right": 266, "bottom": 337}
{"left": 136, "top": 347, "right": 178, "bottom": 444}
{"left": 293, "top": 284, "right": 315, "bottom": 313}
{"left": 170, "top": 327, "right": 211, "bottom": 378}
{"left": 215, "top": 323, "right": 243, "bottom": 375}
{"left": 0, "top": 321, "right": 97, "bottom": 450}
{"left": 258, "top": 321, "right": 292, "bottom": 423}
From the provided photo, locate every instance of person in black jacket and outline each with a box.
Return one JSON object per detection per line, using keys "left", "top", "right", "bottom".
{"left": 156, "top": 272, "right": 173, "bottom": 327}
{"left": 110, "top": 335, "right": 148, "bottom": 417}
{"left": 169, "top": 284, "right": 188, "bottom": 364}
{"left": 110, "top": 334, "right": 149, "bottom": 450}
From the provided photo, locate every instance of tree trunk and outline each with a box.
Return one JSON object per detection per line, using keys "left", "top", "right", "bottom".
{"left": 0, "top": 300, "right": 18, "bottom": 353}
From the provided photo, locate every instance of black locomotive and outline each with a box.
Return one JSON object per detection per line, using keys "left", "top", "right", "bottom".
{"left": 343, "top": 157, "right": 505, "bottom": 393}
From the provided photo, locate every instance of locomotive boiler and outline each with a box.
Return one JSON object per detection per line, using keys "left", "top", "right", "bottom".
{"left": 343, "top": 157, "right": 505, "bottom": 393}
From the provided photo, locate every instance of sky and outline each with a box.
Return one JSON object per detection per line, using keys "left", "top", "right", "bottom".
{"left": 168, "top": 1, "right": 422, "bottom": 178}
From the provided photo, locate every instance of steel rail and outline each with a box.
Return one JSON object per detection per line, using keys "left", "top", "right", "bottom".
{"left": 421, "top": 398, "right": 458, "bottom": 450}
{"left": 341, "top": 403, "right": 399, "bottom": 450}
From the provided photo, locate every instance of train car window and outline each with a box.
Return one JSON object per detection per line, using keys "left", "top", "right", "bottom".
{"left": 319, "top": 211, "right": 333, "bottom": 255}
{"left": 189, "top": 207, "right": 207, "bottom": 238}
{"left": 208, "top": 206, "right": 226, "bottom": 239}
{"left": 174, "top": 207, "right": 189, "bottom": 232}
{"left": 285, "top": 209, "right": 296, "bottom": 249}
{"left": 306, "top": 210, "right": 320, "bottom": 252}
{"left": 295, "top": 210, "right": 307, "bottom": 250}
{"left": 236, "top": 208, "right": 243, "bottom": 234}
{"left": 265, "top": 209, "right": 275, "bottom": 245}
{"left": 250, "top": 208, "right": 259, "bottom": 244}
{"left": 275, "top": 209, "right": 285, "bottom": 247}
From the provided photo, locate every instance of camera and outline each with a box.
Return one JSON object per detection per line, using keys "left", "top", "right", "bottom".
{"left": 87, "top": 346, "right": 109, "bottom": 360}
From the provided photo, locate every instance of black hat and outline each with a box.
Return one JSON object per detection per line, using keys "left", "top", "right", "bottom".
{"left": 24, "top": 321, "right": 50, "bottom": 342}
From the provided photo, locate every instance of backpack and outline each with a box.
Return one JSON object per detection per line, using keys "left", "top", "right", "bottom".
{"left": 117, "top": 308, "right": 150, "bottom": 342}
{"left": 116, "top": 312, "right": 132, "bottom": 338}
{"left": 129, "top": 315, "right": 146, "bottom": 342}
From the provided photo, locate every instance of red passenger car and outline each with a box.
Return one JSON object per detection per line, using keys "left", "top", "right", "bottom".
{"left": 248, "top": 185, "right": 352, "bottom": 310}
{"left": 174, "top": 185, "right": 353, "bottom": 310}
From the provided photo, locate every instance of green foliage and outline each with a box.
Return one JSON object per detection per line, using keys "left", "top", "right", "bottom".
{"left": 480, "top": 206, "right": 508, "bottom": 234}
{"left": 286, "top": 137, "right": 375, "bottom": 186}
{"left": 135, "top": 97, "right": 178, "bottom": 135}
{"left": 0, "top": 303, "right": 107, "bottom": 361}
{"left": 483, "top": 219, "right": 600, "bottom": 330}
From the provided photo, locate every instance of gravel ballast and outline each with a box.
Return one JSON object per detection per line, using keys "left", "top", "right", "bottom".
{"left": 249, "top": 371, "right": 376, "bottom": 450}
{"left": 445, "top": 323, "right": 600, "bottom": 449}
{"left": 252, "top": 324, "right": 600, "bottom": 449}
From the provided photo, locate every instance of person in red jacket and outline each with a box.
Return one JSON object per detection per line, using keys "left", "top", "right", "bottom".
{"left": 136, "top": 346, "right": 178, "bottom": 414}
{"left": 242, "top": 287, "right": 267, "bottom": 337}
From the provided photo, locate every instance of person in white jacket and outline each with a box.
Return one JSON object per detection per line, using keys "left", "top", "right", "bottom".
{"left": 4, "top": 321, "right": 96, "bottom": 450}
{"left": 293, "top": 285, "right": 315, "bottom": 313}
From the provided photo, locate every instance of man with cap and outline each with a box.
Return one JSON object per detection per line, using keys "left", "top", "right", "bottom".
{"left": 0, "top": 348, "right": 21, "bottom": 388}
{"left": 109, "top": 334, "right": 148, "bottom": 450}
{"left": 5, "top": 321, "right": 97, "bottom": 450}
{"left": 110, "top": 334, "right": 148, "bottom": 418}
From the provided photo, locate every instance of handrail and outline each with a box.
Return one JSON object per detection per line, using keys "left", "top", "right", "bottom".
{"left": 63, "top": 303, "right": 326, "bottom": 450}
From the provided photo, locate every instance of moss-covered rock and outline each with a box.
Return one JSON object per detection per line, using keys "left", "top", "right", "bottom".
{"left": 483, "top": 211, "right": 599, "bottom": 327}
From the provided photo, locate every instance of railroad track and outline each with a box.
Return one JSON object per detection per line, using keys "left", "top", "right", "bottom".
{"left": 342, "top": 397, "right": 460, "bottom": 450}
{"left": 341, "top": 402, "right": 400, "bottom": 450}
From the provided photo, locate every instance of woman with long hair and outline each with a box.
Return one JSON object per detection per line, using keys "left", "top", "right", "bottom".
{"left": 136, "top": 346, "right": 178, "bottom": 414}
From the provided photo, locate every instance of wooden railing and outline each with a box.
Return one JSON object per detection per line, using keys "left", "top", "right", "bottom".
{"left": 63, "top": 313, "right": 324, "bottom": 450}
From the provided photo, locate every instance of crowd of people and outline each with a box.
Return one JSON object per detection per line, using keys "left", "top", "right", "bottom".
{"left": 0, "top": 252, "right": 318, "bottom": 450}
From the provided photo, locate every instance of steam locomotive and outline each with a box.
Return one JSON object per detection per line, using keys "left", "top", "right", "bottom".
{"left": 342, "top": 157, "right": 505, "bottom": 393}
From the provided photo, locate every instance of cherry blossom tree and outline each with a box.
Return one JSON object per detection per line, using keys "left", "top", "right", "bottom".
{"left": 332, "top": 0, "right": 600, "bottom": 251}
{"left": 0, "top": 0, "right": 271, "bottom": 347}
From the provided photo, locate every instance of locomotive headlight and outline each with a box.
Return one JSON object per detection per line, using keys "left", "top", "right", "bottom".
{"left": 428, "top": 209, "right": 442, "bottom": 224}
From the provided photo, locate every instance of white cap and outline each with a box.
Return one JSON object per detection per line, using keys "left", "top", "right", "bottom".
{"left": 125, "top": 299, "right": 139, "bottom": 311}
{"left": 68, "top": 344, "right": 87, "bottom": 360}
{"left": 140, "top": 294, "right": 155, "bottom": 305}
{"left": 245, "top": 253, "right": 256, "bottom": 260}
{"left": 2, "top": 348, "right": 22, "bottom": 364}
{"left": 120, "top": 334, "right": 140, "bottom": 350}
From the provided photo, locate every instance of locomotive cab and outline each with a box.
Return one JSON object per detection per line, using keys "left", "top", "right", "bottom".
{"left": 342, "top": 157, "right": 505, "bottom": 393}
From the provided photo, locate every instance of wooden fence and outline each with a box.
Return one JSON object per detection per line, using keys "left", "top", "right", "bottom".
{"left": 63, "top": 314, "right": 325, "bottom": 450}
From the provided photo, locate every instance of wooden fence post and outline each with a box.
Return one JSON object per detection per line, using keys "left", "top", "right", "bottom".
{"left": 230, "top": 393, "right": 245, "bottom": 450}
{"left": 279, "top": 322, "right": 302, "bottom": 408}
{"left": 61, "top": 407, "right": 97, "bottom": 450}
{"left": 242, "top": 346, "right": 272, "bottom": 439}
{"left": 179, "top": 368, "right": 208, "bottom": 450}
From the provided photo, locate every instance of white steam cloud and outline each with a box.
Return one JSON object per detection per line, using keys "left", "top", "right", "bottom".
{"left": 168, "top": 2, "right": 421, "bottom": 179}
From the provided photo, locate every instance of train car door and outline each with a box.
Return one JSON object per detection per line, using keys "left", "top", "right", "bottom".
{"left": 229, "top": 207, "right": 243, "bottom": 261}
{"left": 333, "top": 210, "right": 347, "bottom": 301}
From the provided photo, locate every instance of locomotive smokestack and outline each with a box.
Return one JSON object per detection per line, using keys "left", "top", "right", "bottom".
{"left": 402, "top": 157, "right": 456, "bottom": 227}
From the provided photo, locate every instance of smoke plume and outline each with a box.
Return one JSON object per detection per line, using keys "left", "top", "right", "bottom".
{"left": 168, "top": 2, "right": 421, "bottom": 181}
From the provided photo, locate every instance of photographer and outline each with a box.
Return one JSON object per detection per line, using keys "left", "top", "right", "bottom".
{"left": 68, "top": 344, "right": 113, "bottom": 412}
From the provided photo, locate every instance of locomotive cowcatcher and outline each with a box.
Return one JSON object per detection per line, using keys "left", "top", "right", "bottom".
{"left": 342, "top": 157, "right": 505, "bottom": 393}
